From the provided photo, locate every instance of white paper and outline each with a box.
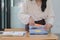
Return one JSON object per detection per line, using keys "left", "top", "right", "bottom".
{"left": 2, "top": 31, "right": 26, "bottom": 36}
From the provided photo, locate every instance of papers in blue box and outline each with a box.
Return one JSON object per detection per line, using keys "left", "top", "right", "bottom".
{"left": 29, "top": 25, "right": 48, "bottom": 35}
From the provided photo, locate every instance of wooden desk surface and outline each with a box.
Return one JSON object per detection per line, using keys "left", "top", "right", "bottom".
{"left": 0, "top": 28, "right": 58, "bottom": 40}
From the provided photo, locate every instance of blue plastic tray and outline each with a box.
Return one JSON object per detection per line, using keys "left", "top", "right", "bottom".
{"left": 29, "top": 26, "right": 48, "bottom": 35}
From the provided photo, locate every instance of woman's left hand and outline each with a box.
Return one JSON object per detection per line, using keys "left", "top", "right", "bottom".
{"left": 45, "top": 24, "right": 52, "bottom": 30}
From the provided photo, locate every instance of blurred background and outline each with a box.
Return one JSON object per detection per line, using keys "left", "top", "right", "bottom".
{"left": 0, "top": 0, "right": 60, "bottom": 35}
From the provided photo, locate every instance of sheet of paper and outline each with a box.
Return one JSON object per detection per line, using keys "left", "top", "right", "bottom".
{"left": 12, "top": 31, "right": 26, "bottom": 36}
{"left": 2, "top": 31, "right": 26, "bottom": 36}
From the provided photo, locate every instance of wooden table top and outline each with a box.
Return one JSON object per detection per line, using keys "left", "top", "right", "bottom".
{"left": 0, "top": 28, "right": 58, "bottom": 40}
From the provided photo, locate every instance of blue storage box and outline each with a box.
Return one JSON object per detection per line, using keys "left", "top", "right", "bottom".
{"left": 29, "top": 25, "right": 48, "bottom": 35}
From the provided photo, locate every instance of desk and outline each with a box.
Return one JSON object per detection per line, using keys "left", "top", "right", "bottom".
{"left": 0, "top": 28, "right": 58, "bottom": 40}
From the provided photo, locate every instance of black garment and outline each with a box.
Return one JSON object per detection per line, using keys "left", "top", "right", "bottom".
{"left": 25, "top": 19, "right": 46, "bottom": 32}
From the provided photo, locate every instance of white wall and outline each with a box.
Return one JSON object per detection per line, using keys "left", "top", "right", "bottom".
{"left": 11, "top": 0, "right": 60, "bottom": 33}
{"left": 11, "top": 0, "right": 26, "bottom": 28}
{"left": 51, "top": 0, "right": 60, "bottom": 33}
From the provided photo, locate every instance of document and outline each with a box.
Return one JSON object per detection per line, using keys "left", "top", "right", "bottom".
{"left": 2, "top": 31, "right": 26, "bottom": 36}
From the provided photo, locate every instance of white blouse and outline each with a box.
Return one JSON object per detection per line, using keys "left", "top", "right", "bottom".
{"left": 18, "top": 0, "right": 55, "bottom": 25}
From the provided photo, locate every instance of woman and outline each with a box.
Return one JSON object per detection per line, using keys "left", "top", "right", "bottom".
{"left": 18, "top": 0, "right": 55, "bottom": 32}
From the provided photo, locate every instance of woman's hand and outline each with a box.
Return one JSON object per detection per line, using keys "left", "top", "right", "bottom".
{"left": 45, "top": 24, "right": 52, "bottom": 30}
{"left": 29, "top": 16, "right": 35, "bottom": 26}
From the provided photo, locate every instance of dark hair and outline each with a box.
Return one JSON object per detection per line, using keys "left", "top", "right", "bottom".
{"left": 30, "top": 0, "right": 47, "bottom": 12}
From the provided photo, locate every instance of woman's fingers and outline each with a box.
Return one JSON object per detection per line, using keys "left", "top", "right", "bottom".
{"left": 44, "top": 24, "right": 52, "bottom": 31}
{"left": 29, "top": 16, "right": 35, "bottom": 26}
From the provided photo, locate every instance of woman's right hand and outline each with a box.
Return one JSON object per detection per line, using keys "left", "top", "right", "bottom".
{"left": 29, "top": 16, "right": 35, "bottom": 26}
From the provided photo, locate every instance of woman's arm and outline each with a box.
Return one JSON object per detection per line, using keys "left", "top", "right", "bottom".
{"left": 17, "top": 1, "right": 30, "bottom": 24}
{"left": 45, "top": 0, "right": 55, "bottom": 30}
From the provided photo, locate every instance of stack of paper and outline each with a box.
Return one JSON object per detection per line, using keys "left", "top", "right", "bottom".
{"left": 2, "top": 31, "right": 26, "bottom": 36}
{"left": 29, "top": 25, "right": 48, "bottom": 35}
